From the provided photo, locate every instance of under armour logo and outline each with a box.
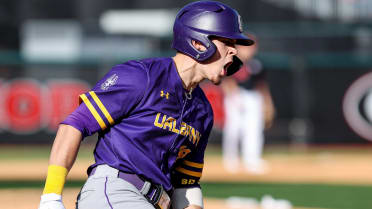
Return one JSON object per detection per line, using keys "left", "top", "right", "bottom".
{"left": 160, "top": 90, "right": 169, "bottom": 99}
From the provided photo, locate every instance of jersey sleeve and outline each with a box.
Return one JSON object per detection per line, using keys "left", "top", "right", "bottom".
{"left": 171, "top": 119, "right": 213, "bottom": 189}
{"left": 61, "top": 61, "right": 149, "bottom": 137}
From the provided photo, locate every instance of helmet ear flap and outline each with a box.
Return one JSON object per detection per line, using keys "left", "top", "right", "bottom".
{"left": 191, "top": 39, "right": 207, "bottom": 53}
{"left": 194, "top": 39, "right": 217, "bottom": 62}
{"left": 184, "top": 32, "right": 217, "bottom": 62}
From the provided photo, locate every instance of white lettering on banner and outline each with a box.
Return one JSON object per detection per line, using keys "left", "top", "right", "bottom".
{"left": 0, "top": 79, "right": 89, "bottom": 134}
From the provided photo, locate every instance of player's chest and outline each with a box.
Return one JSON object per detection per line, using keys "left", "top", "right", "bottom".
{"left": 139, "top": 87, "right": 208, "bottom": 145}
{"left": 144, "top": 87, "right": 206, "bottom": 123}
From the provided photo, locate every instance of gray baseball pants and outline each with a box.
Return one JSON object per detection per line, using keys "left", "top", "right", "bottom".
{"left": 75, "top": 164, "right": 155, "bottom": 209}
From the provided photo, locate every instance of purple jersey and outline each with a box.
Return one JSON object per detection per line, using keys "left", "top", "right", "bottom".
{"left": 62, "top": 57, "right": 214, "bottom": 191}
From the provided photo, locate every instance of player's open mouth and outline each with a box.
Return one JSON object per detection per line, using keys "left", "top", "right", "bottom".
{"left": 223, "top": 61, "right": 233, "bottom": 75}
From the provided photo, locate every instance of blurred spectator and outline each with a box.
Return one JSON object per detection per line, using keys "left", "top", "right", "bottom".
{"left": 221, "top": 34, "right": 275, "bottom": 174}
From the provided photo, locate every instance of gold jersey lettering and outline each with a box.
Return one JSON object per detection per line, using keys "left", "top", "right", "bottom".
{"left": 195, "top": 131, "right": 201, "bottom": 146}
{"left": 172, "top": 119, "right": 180, "bottom": 134}
{"left": 163, "top": 116, "right": 174, "bottom": 131}
{"left": 154, "top": 113, "right": 166, "bottom": 128}
{"left": 181, "top": 179, "right": 188, "bottom": 185}
{"left": 188, "top": 128, "right": 201, "bottom": 145}
{"left": 188, "top": 179, "right": 196, "bottom": 184}
{"left": 179, "top": 122, "right": 187, "bottom": 136}
{"left": 186, "top": 124, "right": 191, "bottom": 138}
{"left": 190, "top": 127, "right": 196, "bottom": 144}
{"left": 153, "top": 113, "right": 202, "bottom": 146}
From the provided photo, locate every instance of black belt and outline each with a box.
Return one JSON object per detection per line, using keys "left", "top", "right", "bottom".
{"left": 90, "top": 166, "right": 171, "bottom": 209}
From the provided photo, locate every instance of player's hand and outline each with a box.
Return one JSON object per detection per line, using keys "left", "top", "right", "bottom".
{"left": 38, "top": 193, "right": 66, "bottom": 209}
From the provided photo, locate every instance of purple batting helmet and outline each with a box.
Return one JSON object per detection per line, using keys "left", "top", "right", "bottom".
{"left": 172, "top": 1, "right": 254, "bottom": 75}
{"left": 172, "top": 1, "right": 254, "bottom": 61}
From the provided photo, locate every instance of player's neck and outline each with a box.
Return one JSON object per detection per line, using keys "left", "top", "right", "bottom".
{"left": 172, "top": 54, "right": 202, "bottom": 91}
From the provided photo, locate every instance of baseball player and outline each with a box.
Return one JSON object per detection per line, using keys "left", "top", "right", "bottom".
{"left": 38, "top": 1, "right": 254, "bottom": 209}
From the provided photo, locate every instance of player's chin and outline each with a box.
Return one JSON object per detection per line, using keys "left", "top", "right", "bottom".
{"left": 211, "top": 76, "right": 223, "bottom": 85}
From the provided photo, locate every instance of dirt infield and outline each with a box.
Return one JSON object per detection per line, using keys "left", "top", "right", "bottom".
{"left": 1, "top": 145, "right": 371, "bottom": 209}
{"left": 203, "top": 150, "right": 372, "bottom": 184}
{"left": 1, "top": 146, "right": 372, "bottom": 184}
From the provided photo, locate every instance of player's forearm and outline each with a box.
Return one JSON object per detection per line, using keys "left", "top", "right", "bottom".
{"left": 49, "top": 124, "right": 83, "bottom": 170}
{"left": 42, "top": 124, "right": 82, "bottom": 196}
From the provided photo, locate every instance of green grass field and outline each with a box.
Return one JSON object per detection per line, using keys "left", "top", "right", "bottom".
{"left": 202, "top": 182, "right": 372, "bottom": 209}
{"left": 1, "top": 180, "right": 371, "bottom": 209}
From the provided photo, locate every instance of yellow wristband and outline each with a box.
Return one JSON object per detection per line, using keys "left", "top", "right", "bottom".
{"left": 43, "top": 165, "right": 68, "bottom": 195}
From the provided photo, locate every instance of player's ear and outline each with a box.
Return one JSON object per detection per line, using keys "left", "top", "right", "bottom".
{"left": 192, "top": 40, "right": 207, "bottom": 52}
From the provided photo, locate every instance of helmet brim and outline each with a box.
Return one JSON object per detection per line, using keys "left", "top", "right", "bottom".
{"left": 237, "top": 38, "right": 255, "bottom": 46}
{"left": 216, "top": 33, "right": 255, "bottom": 46}
{"left": 233, "top": 33, "right": 255, "bottom": 46}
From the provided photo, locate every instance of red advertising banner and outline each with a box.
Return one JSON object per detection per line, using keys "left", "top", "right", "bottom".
{"left": 1, "top": 79, "right": 89, "bottom": 134}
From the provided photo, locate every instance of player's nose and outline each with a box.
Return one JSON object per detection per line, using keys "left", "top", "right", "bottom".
{"left": 229, "top": 45, "right": 238, "bottom": 56}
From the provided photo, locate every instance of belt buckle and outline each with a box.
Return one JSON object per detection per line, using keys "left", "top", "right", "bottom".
{"left": 147, "top": 184, "right": 170, "bottom": 209}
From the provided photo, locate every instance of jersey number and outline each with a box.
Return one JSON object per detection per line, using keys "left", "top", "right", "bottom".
{"left": 177, "top": 145, "right": 191, "bottom": 160}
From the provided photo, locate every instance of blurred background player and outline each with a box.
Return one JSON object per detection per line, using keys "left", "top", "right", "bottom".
{"left": 221, "top": 34, "right": 275, "bottom": 174}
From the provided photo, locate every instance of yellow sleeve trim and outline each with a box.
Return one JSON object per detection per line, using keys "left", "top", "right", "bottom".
{"left": 80, "top": 94, "right": 107, "bottom": 130}
{"left": 43, "top": 165, "right": 68, "bottom": 195}
{"left": 89, "top": 91, "right": 115, "bottom": 125}
{"left": 183, "top": 160, "right": 204, "bottom": 169}
{"left": 175, "top": 167, "right": 202, "bottom": 178}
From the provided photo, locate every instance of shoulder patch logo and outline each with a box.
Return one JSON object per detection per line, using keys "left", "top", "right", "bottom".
{"left": 101, "top": 74, "right": 118, "bottom": 90}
